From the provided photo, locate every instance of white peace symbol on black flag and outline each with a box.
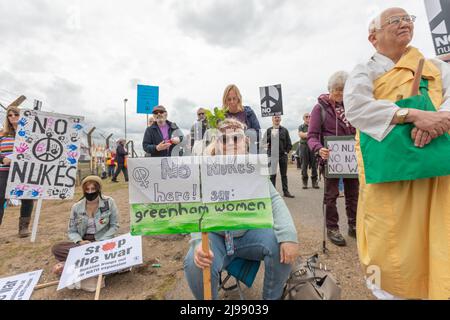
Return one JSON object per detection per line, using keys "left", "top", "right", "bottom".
{"left": 260, "top": 84, "right": 283, "bottom": 117}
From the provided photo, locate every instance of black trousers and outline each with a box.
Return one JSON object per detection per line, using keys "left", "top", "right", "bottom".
{"left": 0, "top": 171, "right": 34, "bottom": 225}
{"left": 112, "top": 163, "right": 129, "bottom": 181}
{"left": 270, "top": 154, "right": 289, "bottom": 194}
{"left": 300, "top": 144, "right": 318, "bottom": 182}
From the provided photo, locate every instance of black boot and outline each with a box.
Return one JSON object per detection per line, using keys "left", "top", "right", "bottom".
{"left": 18, "top": 217, "right": 31, "bottom": 238}
{"left": 312, "top": 179, "right": 319, "bottom": 189}
{"left": 302, "top": 177, "right": 308, "bottom": 189}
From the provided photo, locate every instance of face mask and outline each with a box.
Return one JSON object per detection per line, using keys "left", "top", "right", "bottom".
{"left": 84, "top": 191, "right": 99, "bottom": 201}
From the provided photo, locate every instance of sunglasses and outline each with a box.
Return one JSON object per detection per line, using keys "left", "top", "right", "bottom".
{"left": 219, "top": 134, "right": 245, "bottom": 145}
{"left": 8, "top": 113, "right": 19, "bottom": 117}
{"left": 153, "top": 111, "right": 165, "bottom": 115}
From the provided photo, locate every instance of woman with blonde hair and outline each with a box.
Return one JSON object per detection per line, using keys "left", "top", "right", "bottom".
{"left": 0, "top": 106, "right": 34, "bottom": 237}
{"left": 184, "top": 118, "right": 299, "bottom": 300}
{"left": 222, "top": 84, "right": 261, "bottom": 131}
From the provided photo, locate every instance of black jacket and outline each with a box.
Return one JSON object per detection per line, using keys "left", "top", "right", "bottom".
{"left": 116, "top": 144, "right": 128, "bottom": 164}
{"left": 264, "top": 126, "right": 293, "bottom": 156}
{"left": 142, "top": 120, "right": 184, "bottom": 157}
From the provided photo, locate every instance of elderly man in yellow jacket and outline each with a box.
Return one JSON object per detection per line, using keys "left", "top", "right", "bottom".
{"left": 344, "top": 7, "right": 450, "bottom": 299}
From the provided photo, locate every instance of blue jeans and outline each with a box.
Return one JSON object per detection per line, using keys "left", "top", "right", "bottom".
{"left": 184, "top": 229, "right": 292, "bottom": 300}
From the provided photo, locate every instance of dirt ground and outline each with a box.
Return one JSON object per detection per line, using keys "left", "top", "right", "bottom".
{"left": 0, "top": 165, "right": 374, "bottom": 300}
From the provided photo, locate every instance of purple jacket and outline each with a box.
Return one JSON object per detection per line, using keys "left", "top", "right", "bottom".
{"left": 307, "top": 94, "right": 356, "bottom": 153}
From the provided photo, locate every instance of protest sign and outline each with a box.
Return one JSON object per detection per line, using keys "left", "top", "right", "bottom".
{"left": 128, "top": 157, "right": 200, "bottom": 204}
{"left": 260, "top": 84, "right": 283, "bottom": 117}
{"left": 58, "top": 234, "right": 142, "bottom": 290}
{"left": 6, "top": 109, "right": 84, "bottom": 200}
{"left": 137, "top": 85, "right": 159, "bottom": 114}
{"left": 130, "top": 155, "right": 273, "bottom": 235}
{"left": 424, "top": 0, "right": 450, "bottom": 62}
{"left": 0, "top": 270, "right": 42, "bottom": 300}
{"left": 201, "top": 154, "right": 270, "bottom": 203}
{"left": 324, "top": 136, "right": 358, "bottom": 178}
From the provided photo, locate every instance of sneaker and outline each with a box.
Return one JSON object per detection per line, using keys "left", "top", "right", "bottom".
{"left": 327, "top": 229, "right": 347, "bottom": 246}
{"left": 348, "top": 225, "right": 356, "bottom": 238}
{"left": 312, "top": 181, "right": 320, "bottom": 189}
{"left": 111, "top": 179, "right": 119, "bottom": 183}
{"left": 283, "top": 192, "right": 295, "bottom": 198}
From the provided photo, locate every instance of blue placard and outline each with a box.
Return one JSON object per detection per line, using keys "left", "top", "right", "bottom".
{"left": 137, "top": 85, "right": 159, "bottom": 114}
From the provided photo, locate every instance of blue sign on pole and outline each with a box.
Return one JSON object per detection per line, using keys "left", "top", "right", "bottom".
{"left": 137, "top": 85, "right": 159, "bottom": 114}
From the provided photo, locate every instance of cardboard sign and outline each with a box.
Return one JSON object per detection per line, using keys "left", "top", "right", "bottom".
{"left": 128, "top": 157, "right": 200, "bottom": 204}
{"left": 57, "top": 234, "right": 142, "bottom": 290}
{"left": 424, "top": 0, "right": 450, "bottom": 62}
{"left": 324, "top": 136, "right": 358, "bottom": 178}
{"left": 130, "top": 155, "right": 273, "bottom": 235}
{"left": 0, "top": 270, "right": 42, "bottom": 300}
{"left": 6, "top": 109, "right": 84, "bottom": 200}
{"left": 137, "top": 85, "right": 159, "bottom": 114}
{"left": 260, "top": 84, "right": 283, "bottom": 117}
{"left": 200, "top": 155, "right": 270, "bottom": 203}
{"left": 131, "top": 198, "right": 273, "bottom": 235}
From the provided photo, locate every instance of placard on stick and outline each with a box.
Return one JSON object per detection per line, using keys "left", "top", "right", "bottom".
{"left": 0, "top": 270, "right": 42, "bottom": 300}
{"left": 260, "top": 84, "right": 283, "bottom": 117}
{"left": 324, "top": 136, "right": 358, "bottom": 178}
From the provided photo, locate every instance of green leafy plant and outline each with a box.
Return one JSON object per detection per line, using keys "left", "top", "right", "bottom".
{"left": 204, "top": 107, "right": 227, "bottom": 129}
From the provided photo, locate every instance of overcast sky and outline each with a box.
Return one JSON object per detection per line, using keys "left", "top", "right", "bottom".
{"left": 0, "top": 0, "right": 437, "bottom": 154}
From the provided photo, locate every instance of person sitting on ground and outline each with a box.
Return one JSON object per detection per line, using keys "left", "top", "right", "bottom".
{"left": 51, "top": 175, "right": 120, "bottom": 276}
{"left": 184, "top": 118, "right": 299, "bottom": 300}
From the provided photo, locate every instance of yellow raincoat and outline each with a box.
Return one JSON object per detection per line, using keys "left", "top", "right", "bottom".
{"left": 355, "top": 47, "right": 450, "bottom": 299}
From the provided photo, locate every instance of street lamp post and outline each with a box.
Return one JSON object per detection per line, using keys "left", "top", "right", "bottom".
{"left": 124, "top": 98, "right": 128, "bottom": 142}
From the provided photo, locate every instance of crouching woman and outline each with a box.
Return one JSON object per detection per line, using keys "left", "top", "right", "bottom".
{"left": 184, "top": 118, "right": 299, "bottom": 300}
{"left": 51, "top": 175, "right": 120, "bottom": 274}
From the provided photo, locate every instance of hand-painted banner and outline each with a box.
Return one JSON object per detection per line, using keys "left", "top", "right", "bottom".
{"left": 130, "top": 198, "right": 273, "bottom": 235}
{"left": 128, "top": 157, "right": 200, "bottom": 204}
{"left": 58, "top": 234, "right": 142, "bottom": 290}
{"left": 200, "top": 154, "right": 270, "bottom": 203}
{"left": 0, "top": 270, "right": 42, "bottom": 300}
{"left": 6, "top": 109, "right": 84, "bottom": 200}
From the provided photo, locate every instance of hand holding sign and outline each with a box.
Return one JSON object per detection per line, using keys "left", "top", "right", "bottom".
{"left": 319, "top": 148, "right": 330, "bottom": 160}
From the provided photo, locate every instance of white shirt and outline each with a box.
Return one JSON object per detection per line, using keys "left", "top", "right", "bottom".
{"left": 344, "top": 52, "right": 450, "bottom": 141}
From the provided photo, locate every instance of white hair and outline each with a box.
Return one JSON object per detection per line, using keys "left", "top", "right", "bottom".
{"left": 328, "top": 71, "right": 349, "bottom": 92}
{"left": 368, "top": 13, "right": 382, "bottom": 34}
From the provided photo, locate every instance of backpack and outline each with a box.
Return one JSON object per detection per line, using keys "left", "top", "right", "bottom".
{"left": 282, "top": 254, "right": 341, "bottom": 300}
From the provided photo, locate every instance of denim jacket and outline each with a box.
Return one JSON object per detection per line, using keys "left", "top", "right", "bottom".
{"left": 68, "top": 196, "right": 120, "bottom": 243}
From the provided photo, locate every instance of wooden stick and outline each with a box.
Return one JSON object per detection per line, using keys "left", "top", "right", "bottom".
{"left": 94, "top": 274, "right": 103, "bottom": 300}
{"left": 410, "top": 58, "right": 425, "bottom": 97}
{"left": 202, "top": 232, "right": 212, "bottom": 300}
{"left": 34, "top": 280, "right": 59, "bottom": 290}
{"left": 31, "top": 199, "right": 43, "bottom": 243}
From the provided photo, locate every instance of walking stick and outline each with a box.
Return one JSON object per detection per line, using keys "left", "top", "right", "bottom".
{"left": 202, "top": 232, "right": 212, "bottom": 300}
{"left": 321, "top": 162, "right": 329, "bottom": 255}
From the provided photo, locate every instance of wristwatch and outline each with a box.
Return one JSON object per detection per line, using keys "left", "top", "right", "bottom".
{"left": 396, "top": 109, "right": 409, "bottom": 124}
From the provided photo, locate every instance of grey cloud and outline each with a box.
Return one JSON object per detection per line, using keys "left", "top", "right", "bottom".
{"left": 174, "top": 0, "right": 286, "bottom": 48}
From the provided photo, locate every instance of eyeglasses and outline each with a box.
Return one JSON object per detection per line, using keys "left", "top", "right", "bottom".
{"left": 198, "top": 113, "right": 205, "bottom": 116}
{"left": 8, "top": 113, "right": 19, "bottom": 117}
{"left": 153, "top": 111, "right": 165, "bottom": 115}
{"left": 305, "top": 116, "right": 311, "bottom": 119}
{"left": 380, "top": 15, "right": 416, "bottom": 29}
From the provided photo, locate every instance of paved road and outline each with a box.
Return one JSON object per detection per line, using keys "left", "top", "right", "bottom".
{"left": 166, "top": 165, "right": 373, "bottom": 300}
